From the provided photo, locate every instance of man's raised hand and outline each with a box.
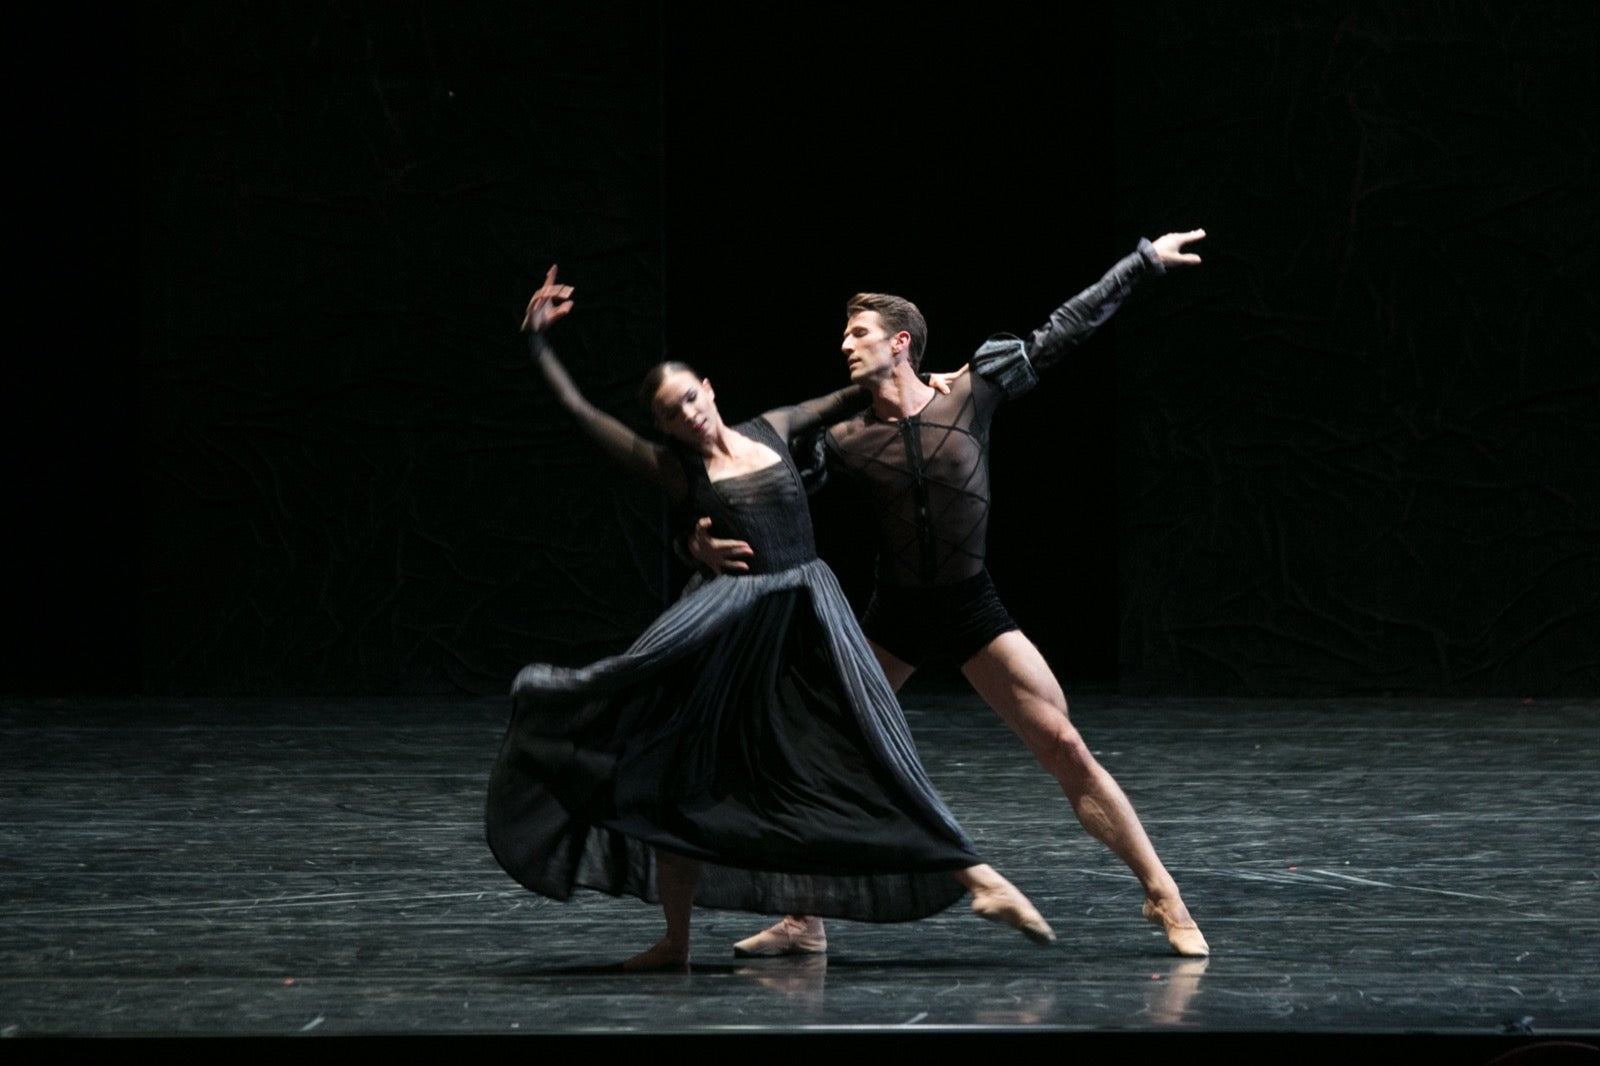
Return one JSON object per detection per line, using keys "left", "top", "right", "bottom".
{"left": 1150, "top": 229, "right": 1205, "bottom": 267}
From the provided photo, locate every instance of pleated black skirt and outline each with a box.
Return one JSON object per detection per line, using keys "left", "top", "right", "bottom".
{"left": 486, "top": 560, "right": 979, "bottom": 922}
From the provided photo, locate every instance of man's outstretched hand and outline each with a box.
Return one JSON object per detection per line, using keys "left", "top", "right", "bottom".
{"left": 1150, "top": 229, "right": 1206, "bottom": 267}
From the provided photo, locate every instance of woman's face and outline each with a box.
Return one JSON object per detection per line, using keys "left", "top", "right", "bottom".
{"left": 651, "top": 369, "right": 720, "bottom": 446}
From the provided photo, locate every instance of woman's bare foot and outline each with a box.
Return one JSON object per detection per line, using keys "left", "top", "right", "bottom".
{"left": 1143, "top": 897, "right": 1210, "bottom": 957}
{"left": 622, "top": 937, "right": 690, "bottom": 972}
{"left": 970, "top": 883, "right": 1056, "bottom": 946}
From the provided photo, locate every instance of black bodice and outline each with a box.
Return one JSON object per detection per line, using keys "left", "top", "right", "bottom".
{"left": 684, "top": 418, "right": 819, "bottom": 574}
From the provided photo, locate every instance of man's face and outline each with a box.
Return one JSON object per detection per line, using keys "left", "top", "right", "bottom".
{"left": 842, "top": 311, "right": 904, "bottom": 383}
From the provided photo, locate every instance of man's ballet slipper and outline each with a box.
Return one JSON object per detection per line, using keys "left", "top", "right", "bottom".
{"left": 622, "top": 939, "right": 691, "bottom": 972}
{"left": 1143, "top": 899, "right": 1211, "bottom": 957}
{"left": 971, "top": 887, "right": 1056, "bottom": 946}
{"left": 733, "top": 953, "right": 829, "bottom": 994}
{"left": 732, "top": 915, "right": 827, "bottom": 957}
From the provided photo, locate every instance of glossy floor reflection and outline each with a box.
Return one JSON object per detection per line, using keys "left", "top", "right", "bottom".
{"left": 2, "top": 693, "right": 1597, "bottom": 1061}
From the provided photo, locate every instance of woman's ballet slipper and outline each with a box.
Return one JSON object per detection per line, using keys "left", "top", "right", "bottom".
{"left": 732, "top": 915, "right": 827, "bottom": 957}
{"left": 1143, "top": 899, "right": 1211, "bottom": 957}
{"left": 971, "top": 886, "right": 1056, "bottom": 946}
{"left": 622, "top": 938, "right": 690, "bottom": 972}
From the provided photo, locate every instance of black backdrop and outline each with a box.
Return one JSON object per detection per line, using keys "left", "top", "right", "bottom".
{"left": 1112, "top": 3, "right": 1599, "bottom": 694}
{"left": 9, "top": 2, "right": 1597, "bottom": 698}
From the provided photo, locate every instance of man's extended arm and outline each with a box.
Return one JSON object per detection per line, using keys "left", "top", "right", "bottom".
{"left": 974, "top": 229, "right": 1205, "bottom": 395}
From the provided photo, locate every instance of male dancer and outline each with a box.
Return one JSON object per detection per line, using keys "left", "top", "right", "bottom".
{"left": 690, "top": 230, "right": 1211, "bottom": 957}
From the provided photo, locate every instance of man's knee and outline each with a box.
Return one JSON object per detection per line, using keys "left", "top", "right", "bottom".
{"left": 1018, "top": 698, "right": 1095, "bottom": 773}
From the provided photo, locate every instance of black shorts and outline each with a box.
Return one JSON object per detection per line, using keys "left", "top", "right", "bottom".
{"left": 859, "top": 570, "right": 1019, "bottom": 669}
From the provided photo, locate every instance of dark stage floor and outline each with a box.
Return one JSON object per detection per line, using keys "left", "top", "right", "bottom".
{"left": 2, "top": 692, "right": 1596, "bottom": 1061}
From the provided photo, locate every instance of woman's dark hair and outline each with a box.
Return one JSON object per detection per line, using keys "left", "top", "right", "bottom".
{"left": 636, "top": 360, "right": 702, "bottom": 415}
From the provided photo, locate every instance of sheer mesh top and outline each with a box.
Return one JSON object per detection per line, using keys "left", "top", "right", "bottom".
{"left": 823, "top": 241, "right": 1163, "bottom": 589}
{"left": 824, "top": 368, "right": 1005, "bottom": 587}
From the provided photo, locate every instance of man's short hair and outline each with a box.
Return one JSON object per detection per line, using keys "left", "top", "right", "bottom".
{"left": 846, "top": 293, "right": 928, "bottom": 372}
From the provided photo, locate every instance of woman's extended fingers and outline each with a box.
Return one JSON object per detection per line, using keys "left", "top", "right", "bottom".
{"left": 522, "top": 265, "right": 576, "bottom": 330}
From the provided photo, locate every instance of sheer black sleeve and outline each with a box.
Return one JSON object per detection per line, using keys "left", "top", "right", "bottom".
{"left": 529, "top": 331, "right": 689, "bottom": 503}
{"left": 763, "top": 385, "right": 872, "bottom": 496}
{"left": 760, "top": 384, "right": 872, "bottom": 441}
{"left": 971, "top": 238, "right": 1165, "bottom": 399}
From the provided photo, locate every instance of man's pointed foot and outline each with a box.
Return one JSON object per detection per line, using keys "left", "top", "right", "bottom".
{"left": 732, "top": 915, "right": 827, "bottom": 958}
{"left": 1143, "top": 898, "right": 1210, "bottom": 957}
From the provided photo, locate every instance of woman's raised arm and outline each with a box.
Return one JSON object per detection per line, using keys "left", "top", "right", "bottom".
{"left": 524, "top": 266, "right": 688, "bottom": 501}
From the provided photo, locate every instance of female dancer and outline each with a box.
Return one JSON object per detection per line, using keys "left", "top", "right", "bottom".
{"left": 486, "top": 266, "right": 1054, "bottom": 971}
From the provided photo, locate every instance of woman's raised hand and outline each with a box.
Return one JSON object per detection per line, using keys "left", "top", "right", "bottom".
{"left": 522, "top": 264, "right": 576, "bottom": 332}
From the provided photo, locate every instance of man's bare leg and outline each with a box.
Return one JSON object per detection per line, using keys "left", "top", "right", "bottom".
{"left": 869, "top": 643, "right": 919, "bottom": 690}
{"left": 960, "top": 630, "right": 1209, "bottom": 956}
{"left": 626, "top": 848, "right": 697, "bottom": 971}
